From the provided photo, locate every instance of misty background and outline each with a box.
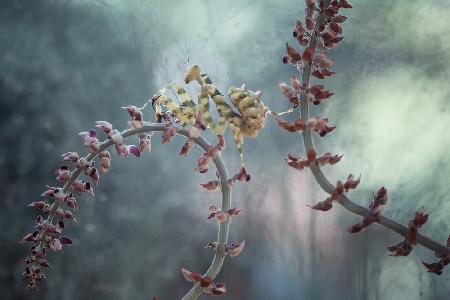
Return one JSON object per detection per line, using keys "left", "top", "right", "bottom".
{"left": 1, "top": 0, "right": 449, "bottom": 299}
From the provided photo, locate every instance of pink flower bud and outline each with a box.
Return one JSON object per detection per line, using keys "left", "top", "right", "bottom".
{"left": 215, "top": 211, "right": 228, "bottom": 223}
{"left": 343, "top": 174, "right": 361, "bottom": 192}
{"left": 110, "top": 130, "right": 124, "bottom": 145}
{"left": 64, "top": 211, "right": 76, "bottom": 222}
{"left": 227, "top": 207, "right": 241, "bottom": 216}
{"left": 44, "top": 223, "right": 56, "bottom": 235}
{"left": 55, "top": 165, "right": 70, "bottom": 183}
{"left": 205, "top": 242, "right": 218, "bottom": 250}
{"left": 28, "top": 201, "right": 47, "bottom": 210}
{"left": 181, "top": 267, "right": 203, "bottom": 283}
{"left": 49, "top": 239, "right": 62, "bottom": 252}
{"left": 179, "top": 139, "right": 194, "bottom": 156}
{"left": 291, "top": 75, "right": 303, "bottom": 91}
{"left": 85, "top": 166, "right": 99, "bottom": 185}
{"left": 196, "top": 154, "right": 212, "bottom": 173}
{"left": 122, "top": 105, "right": 143, "bottom": 121}
{"left": 61, "top": 152, "right": 79, "bottom": 162}
{"left": 232, "top": 167, "right": 250, "bottom": 182}
{"left": 55, "top": 208, "right": 66, "bottom": 219}
{"left": 200, "top": 180, "right": 219, "bottom": 191}
{"left": 41, "top": 188, "right": 57, "bottom": 198}
{"left": 139, "top": 135, "right": 151, "bottom": 153}
{"left": 22, "top": 233, "right": 36, "bottom": 243}
{"left": 162, "top": 126, "right": 176, "bottom": 144}
{"left": 95, "top": 121, "right": 113, "bottom": 135}
{"left": 99, "top": 151, "right": 111, "bottom": 173}
{"left": 79, "top": 130, "right": 101, "bottom": 154}
{"left": 55, "top": 220, "right": 64, "bottom": 233}
{"left": 66, "top": 195, "right": 78, "bottom": 210}
{"left": 72, "top": 181, "right": 84, "bottom": 194}
{"left": 204, "top": 283, "right": 227, "bottom": 296}
{"left": 31, "top": 246, "right": 45, "bottom": 258}
{"left": 72, "top": 180, "right": 93, "bottom": 195}
{"left": 228, "top": 240, "right": 245, "bottom": 257}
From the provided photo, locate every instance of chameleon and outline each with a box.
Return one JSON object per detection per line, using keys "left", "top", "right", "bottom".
{"left": 151, "top": 65, "right": 269, "bottom": 165}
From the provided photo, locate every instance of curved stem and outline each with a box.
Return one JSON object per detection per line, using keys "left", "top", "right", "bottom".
{"left": 41, "top": 123, "right": 231, "bottom": 300}
{"left": 298, "top": 3, "right": 449, "bottom": 256}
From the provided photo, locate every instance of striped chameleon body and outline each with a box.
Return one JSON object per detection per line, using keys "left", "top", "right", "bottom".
{"left": 151, "top": 65, "right": 269, "bottom": 164}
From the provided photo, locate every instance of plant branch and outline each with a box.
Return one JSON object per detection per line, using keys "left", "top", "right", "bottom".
{"left": 38, "top": 123, "right": 231, "bottom": 300}
{"left": 298, "top": 1, "right": 449, "bottom": 256}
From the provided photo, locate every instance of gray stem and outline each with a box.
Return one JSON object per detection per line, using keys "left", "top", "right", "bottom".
{"left": 40, "top": 123, "right": 231, "bottom": 300}
{"left": 298, "top": 2, "right": 449, "bottom": 256}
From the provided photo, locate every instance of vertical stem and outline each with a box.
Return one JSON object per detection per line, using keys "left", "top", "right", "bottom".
{"left": 296, "top": 0, "right": 449, "bottom": 256}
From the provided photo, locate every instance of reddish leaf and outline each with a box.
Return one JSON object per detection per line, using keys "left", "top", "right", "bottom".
{"left": 276, "top": 117, "right": 305, "bottom": 132}
{"left": 162, "top": 126, "right": 176, "bottom": 144}
{"left": 233, "top": 166, "right": 250, "bottom": 182}
{"left": 200, "top": 180, "right": 219, "bottom": 191}
{"left": 347, "top": 187, "right": 389, "bottom": 233}
{"left": 179, "top": 139, "right": 194, "bottom": 156}
{"left": 285, "top": 153, "right": 310, "bottom": 171}
{"left": 329, "top": 22, "right": 342, "bottom": 34}
{"left": 302, "top": 47, "right": 314, "bottom": 63}
{"left": 422, "top": 261, "right": 444, "bottom": 275}
{"left": 279, "top": 83, "right": 299, "bottom": 105}
{"left": 181, "top": 267, "right": 202, "bottom": 282}
{"left": 312, "top": 70, "right": 325, "bottom": 79}
{"left": 343, "top": 174, "right": 360, "bottom": 192}
{"left": 316, "top": 152, "right": 343, "bottom": 166}
{"left": 314, "top": 53, "right": 334, "bottom": 68}
{"left": 228, "top": 240, "right": 245, "bottom": 257}
{"left": 387, "top": 241, "right": 413, "bottom": 257}
{"left": 286, "top": 42, "right": 301, "bottom": 62}
{"left": 339, "top": 0, "right": 352, "bottom": 9}
{"left": 332, "top": 15, "right": 348, "bottom": 23}
{"left": 294, "top": 20, "right": 305, "bottom": 37}
{"left": 309, "top": 197, "right": 333, "bottom": 211}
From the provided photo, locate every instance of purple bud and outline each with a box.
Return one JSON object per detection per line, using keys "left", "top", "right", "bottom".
{"left": 89, "top": 129, "right": 97, "bottom": 138}
{"left": 128, "top": 145, "right": 141, "bottom": 157}
{"left": 59, "top": 236, "right": 72, "bottom": 245}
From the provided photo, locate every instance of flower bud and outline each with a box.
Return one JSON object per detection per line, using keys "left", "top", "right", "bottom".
{"left": 61, "top": 152, "right": 79, "bottom": 162}
{"left": 95, "top": 121, "right": 113, "bottom": 135}
{"left": 139, "top": 135, "right": 151, "bottom": 153}
{"left": 55, "top": 165, "right": 70, "bottom": 183}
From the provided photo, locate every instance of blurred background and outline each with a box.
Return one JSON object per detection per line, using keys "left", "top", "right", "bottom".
{"left": 1, "top": 0, "right": 450, "bottom": 299}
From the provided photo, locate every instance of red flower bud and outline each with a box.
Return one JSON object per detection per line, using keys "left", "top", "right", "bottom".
{"left": 286, "top": 42, "right": 301, "bottom": 62}
{"left": 162, "top": 126, "right": 176, "bottom": 144}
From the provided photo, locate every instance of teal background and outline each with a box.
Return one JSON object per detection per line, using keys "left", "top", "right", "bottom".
{"left": 1, "top": 0, "right": 449, "bottom": 299}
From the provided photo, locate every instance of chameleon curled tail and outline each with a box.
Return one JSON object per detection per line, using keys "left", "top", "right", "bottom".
{"left": 151, "top": 65, "right": 269, "bottom": 165}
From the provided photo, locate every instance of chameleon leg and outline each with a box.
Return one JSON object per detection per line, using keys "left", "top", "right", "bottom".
{"left": 230, "top": 118, "right": 245, "bottom": 165}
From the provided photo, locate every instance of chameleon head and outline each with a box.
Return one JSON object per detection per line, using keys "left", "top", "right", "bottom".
{"left": 229, "top": 85, "right": 269, "bottom": 138}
